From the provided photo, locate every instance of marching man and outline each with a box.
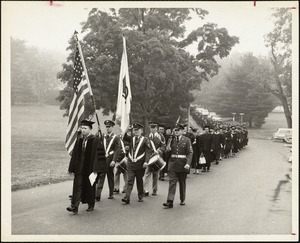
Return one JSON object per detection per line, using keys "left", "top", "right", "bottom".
{"left": 95, "top": 120, "right": 120, "bottom": 201}
{"left": 143, "top": 122, "right": 166, "bottom": 196}
{"left": 121, "top": 122, "right": 151, "bottom": 204}
{"left": 163, "top": 123, "right": 193, "bottom": 208}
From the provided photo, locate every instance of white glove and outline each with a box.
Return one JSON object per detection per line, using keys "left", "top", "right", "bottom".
{"left": 184, "top": 164, "right": 190, "bottom": 170}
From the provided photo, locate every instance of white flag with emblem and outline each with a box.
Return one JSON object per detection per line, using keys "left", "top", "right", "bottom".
{"left": 116, "top": 36, "right": 132, "bottom": 136}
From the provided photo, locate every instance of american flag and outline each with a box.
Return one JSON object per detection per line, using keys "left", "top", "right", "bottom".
{"left": 65, "top": 46, "right": 89, "bottom": 155}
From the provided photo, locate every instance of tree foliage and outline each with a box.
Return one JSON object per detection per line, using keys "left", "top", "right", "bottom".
{"left": 57, "top": 8, "right": 239, "bottom": 128}
{"left": 11, "top": 38, "right": 62, "bottom": 105}
{"left": 264, "top": 8, "right": 292, "bottom": 128}
{"left": 201, "top": 53, "right": 277, "bottom": 128}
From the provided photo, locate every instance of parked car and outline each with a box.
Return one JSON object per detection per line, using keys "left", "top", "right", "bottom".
{"left": 272, "top": 128, "right": 292, "bottom": 141}
{"left": 283, "top": 133, "right": 292, "bottom": 144}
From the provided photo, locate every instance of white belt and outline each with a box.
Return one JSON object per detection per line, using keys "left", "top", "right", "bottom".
{"left": 171, "top": 154, "right": 186, "bottom": 158}
{"left": 105, "top": 150, "right": 114, "bottom": 157}
{"left": 128, "top": 152, "right": 145, "bottom": 163}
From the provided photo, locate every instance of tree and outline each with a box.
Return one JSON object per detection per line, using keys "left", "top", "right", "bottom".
{"left": 11, "top": 37, "right": 63, "bottom": 105}
{"left": 206, "top": 53, "right": 277, "bottom": 128}
{"left": 11, "top": 38, "right": 38, "bottom": 104}
{"left": 264, "top": 8, "right": 292, "bottom": 128}
{"left": 57, "top": 8, "right": 239, "bottom": 129}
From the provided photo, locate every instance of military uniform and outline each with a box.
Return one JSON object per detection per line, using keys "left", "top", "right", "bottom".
{"left": 163, "top": 124, "right": 193, "bottom": 207}
{"left": 113, "top": 136, "right": 128, "bottom": 193}
{"left": 122, "top": 123, "right": 151, "bottom": 204}
{"left": 143, "top": 127, "right": 165, "bottom": 196}
{"left": 96, "top": 120, "right": 120, "bottom": 200}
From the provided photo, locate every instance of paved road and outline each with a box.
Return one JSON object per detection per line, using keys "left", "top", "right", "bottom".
{"left": 10, "top": 138, "right": 294, "bottom": 239}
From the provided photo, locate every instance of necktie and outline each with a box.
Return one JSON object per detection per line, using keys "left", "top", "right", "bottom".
{"left": 176, "top": 137, "right": 179, "bottom": 143}
{"left": 82, "top": 138, "right": 87, "bottom": 152}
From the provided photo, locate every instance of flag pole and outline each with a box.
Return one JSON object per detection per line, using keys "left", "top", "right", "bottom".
{"left": 187, "top": 103, "right": 190, "bottom": 132}
{"left": 74, "top": 31, "right": 102, "bottom": 138}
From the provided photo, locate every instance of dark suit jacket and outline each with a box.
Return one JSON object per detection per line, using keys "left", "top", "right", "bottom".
{"left": 212, "top": 133, "right": 223, "bottom": 152}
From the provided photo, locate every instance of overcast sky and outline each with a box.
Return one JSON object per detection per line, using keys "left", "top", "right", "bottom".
{"left": 3, "top": 1, "right": 298, "bottom": 58}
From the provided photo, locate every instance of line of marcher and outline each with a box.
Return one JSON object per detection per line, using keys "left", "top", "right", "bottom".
{"left": 66, "top": 118, "right": 248, "bottom": 214}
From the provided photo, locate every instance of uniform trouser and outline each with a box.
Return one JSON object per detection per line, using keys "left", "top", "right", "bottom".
{"left": 96, "top": 166, "right": 114, "bottom": 198}
{"left": 71, "top": 174, "right": 95, "bottom": 208}
{"left": 143, "top": 166, "right": 158, "bottom": 193}
{"left": 125, "top": 168, "right": 145, "bottom": 200}
{"left": 114, "top": 168, "right": 128, "bottom": 191}
{"left": 167, "top": 171, "right": 187, "bottom": 202}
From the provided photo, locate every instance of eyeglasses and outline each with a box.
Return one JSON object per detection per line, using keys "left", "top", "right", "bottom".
{"left": 106, "top": 126, "right": 111, "bottom": 128}
{"left": 174, "top": 129, "right": 180, "bottom": 132}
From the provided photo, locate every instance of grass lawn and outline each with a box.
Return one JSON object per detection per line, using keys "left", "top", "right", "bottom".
{"left": 11, "top": 105, "right": 113, "bottom": 191}
{"left": 248, "top": 112, "right": 288, "bottom": 139}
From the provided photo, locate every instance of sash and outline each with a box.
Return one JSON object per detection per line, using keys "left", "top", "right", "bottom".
{"left": 129, "top": 136, "right": 145, "bottom": 162}
{"left": 104, "top": 134, "right": 116, "bottom": 157}
{"left": 120, "top": 139, "right": 126, "bottom": 154}
{"left": 150, "top": 140, "right": 157, "bottom": 153}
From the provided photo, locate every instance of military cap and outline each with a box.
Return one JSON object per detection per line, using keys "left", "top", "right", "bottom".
{"left": 174, "top": 123, "right": 184, "bottom": 130}
{"left": 149, "top": 122, "right": 158, "bottom": 128}
{"left": 104, "top": 120, "right": 115, "bottom": 127}
{"left": 80, "top": 119, "right": 95, "bottom": 128}
{"left": 191, "top": 127, "right": 198, "bottom": 132}
{"left": 132, "top": 122, "right": 143, "bottom": 129}
{"left": 158, "top": 124, "right": 165, "bottom": 128}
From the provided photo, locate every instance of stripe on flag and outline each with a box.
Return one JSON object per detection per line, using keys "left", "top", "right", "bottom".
{"left": 65, "top": 47, "right": 89, "bottom": 155}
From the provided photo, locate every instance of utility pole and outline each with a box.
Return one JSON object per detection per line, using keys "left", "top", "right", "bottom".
{"left": 232, "top": 113, "right": 236, "bottom": 123}
{"left": 240, "top": 113, "right": 244, "bottom": 124}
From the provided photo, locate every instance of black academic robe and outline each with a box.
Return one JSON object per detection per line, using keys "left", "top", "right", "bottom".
{"left": 68, "top": 135, "right": 106, "bottom": 204}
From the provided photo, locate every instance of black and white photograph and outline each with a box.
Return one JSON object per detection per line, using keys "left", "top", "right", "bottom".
{"left": 1, "top": 1, "right": 299, "bottom": 242}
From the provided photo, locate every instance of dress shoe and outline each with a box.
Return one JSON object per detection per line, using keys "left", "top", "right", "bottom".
{"left": 108, "top": 195, "right": 114, "bottom": 199}
{"left": 160, "top": 178, "right": 165, "bottom": 181}
{"left": 121, "top": 190, "right": 126, "bottom": 193}
{"left": 138, "top": 198, "right": 144, "bottom": 202}
{"left": 113, "top": 189, "right": 120, "bottom": 194}
{"left": 207, "top": 169, "right": 210, "bottom": 172}
{"left": 152, "top": 192, "right": 157, "bottom": 196}
{"left": 180, "top": 201, "right": 185, "bottom": 206}
{"left": 122, "top": 198, "right": 130, "bottom": 204}
{"left": 86, "top": 204, "right": 94, "bottom": 211}
{"left": 216, "top": 161, "right": 219, "bottom": 165}
{"left": 95, "top": 196, "right": 100, "bottom": 202}
{"left": 163, "top": 202, "right": 173, "bottom": 208}
{"left": 202, "top": 169, "right": 206, "bottom": 172}
{"left": 66, "top": 206, "right": 78, "bottom": 214}
{"left": 69, "top": 195, "right": 72, "bottom": 199}
{"left": 144, "top": 191, "right": 149, "bottom": 197}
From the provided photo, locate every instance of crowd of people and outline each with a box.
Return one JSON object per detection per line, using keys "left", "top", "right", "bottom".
{"left": 66, "top": 116, "right": 249, "bottom": 214}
